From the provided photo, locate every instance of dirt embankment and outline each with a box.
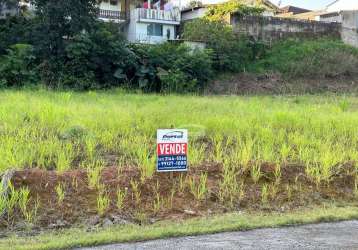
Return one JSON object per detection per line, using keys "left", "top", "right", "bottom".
{"left": 1, "top": 162, "right": 356, "bottom": 234}
{"left": 205, "top": 73, "right": 358, "bottom": 95}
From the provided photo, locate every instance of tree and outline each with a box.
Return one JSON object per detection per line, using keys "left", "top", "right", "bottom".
{"left": 0, "top": 15, "right": 34, "bottom": 55}
{"left": 29, "top": 0, "right": 98, "bottom": 58}
{"left": 0, "top": 44, "right": 37, "bottom": 87}
{"left": 63, "top": 22, "right": 136, "bottom": 90}
{"left": 28, "top": 0, "right": 99, "bottom": 85}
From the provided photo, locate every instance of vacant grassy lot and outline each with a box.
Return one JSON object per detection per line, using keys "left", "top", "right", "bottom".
{"left": 0, "top": 90, "right": 358, "bottom": 235}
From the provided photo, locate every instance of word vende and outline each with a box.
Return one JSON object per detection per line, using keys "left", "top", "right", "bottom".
{"left": 157, "top": 129, "right": 188, "bottom": 172}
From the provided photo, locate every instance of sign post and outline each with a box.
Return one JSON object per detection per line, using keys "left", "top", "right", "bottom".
{"left": 157, "top": 129, "right": 188, "bottom": 172}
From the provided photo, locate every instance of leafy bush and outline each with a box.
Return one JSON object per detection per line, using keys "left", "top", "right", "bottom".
{"left": 30, "top": 0, "right": 98, "bottom": 60}
{"left": 131, "top": 43, "right": 213, "bottom": 93}
{"left": 25, "top": 0, "right": 100, "bottom": 87}
{"left": 253, "top": 38, "right": 358, "bottom": 79}
{"left": 182, "top": 19, "right": 263, "bottom": 72}
{"left": 61, "top": 23, "right": 136, "bottom": 90}
{"left": 159, "top": 69, "right": 197, "bottom": 93}
{"left": 0, "top": 44, "right": 38, "bottom": 87}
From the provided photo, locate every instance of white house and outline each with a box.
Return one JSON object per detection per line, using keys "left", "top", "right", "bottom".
{"left": 326, "top": 0, "right": 358, "bottom": 12}
{"left": 313, "top": 1, "right": 358, "bottom": 48}
{"left": 98, "top": 0, "right": 180, "bottom": 44}
{"left": 317, "top": 0, "right": 358, "bottom": 23}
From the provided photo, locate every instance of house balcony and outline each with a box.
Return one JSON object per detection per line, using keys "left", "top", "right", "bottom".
{"left": 99, "top": 9, "right": 127, "bottom": 22}
{"left": 131, "top": 8, "right": 180, "bottom": 25}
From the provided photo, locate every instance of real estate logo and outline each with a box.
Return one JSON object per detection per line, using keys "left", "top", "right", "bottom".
{"left": 157, "top": 129, "right": 188, "bottom": 172}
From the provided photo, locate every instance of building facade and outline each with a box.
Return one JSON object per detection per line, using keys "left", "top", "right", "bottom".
{"left": 326, "top": 0, "right": 358, "bottom": 13}
{"left": 98, "top": 0, "right": 180, "bottom": 44}
{"left": 317, "top": 0, "right": 358, "bottom": 23}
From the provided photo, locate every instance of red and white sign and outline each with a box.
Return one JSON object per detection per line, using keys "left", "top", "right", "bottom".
{"left": 157, "top": 129, "right": 188, "bottom": 172}
{"left": 157, "top": 143, "right": 187, "bottom": 156}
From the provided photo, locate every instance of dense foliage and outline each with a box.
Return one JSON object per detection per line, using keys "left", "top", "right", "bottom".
{"left": 132, "top": 43, "right": 213, "bottom": 93}
{"left": 1, "top": 1, "right": 355, "bottom": 92}
{"left": 0, "top": 43, "right": 37, "bottom": 87}
{"left": 61, "top": 23, "right": 136, "bottom": 90}
{"left": 182, "top": 19, "right": 266, "bottom": 72}
{"left": 0, "top": 11, "right": 216, "bottom": 92}
{"left": 0, "top": 0, "right": 268, "bottom": 92}
{"left": 0, "top": 16, "right": 33, "bottom": 55}
{"left": 0, "top": 16, "right": 215, "bottom": 91}
{"left": 28, "top": 0, "right": 100, "bottom": 86}
{"left": 29, "top": 0, "right": 98, "bottom": 58}
{"left": 0, "top": 0, "right": 271, "bottom": 92}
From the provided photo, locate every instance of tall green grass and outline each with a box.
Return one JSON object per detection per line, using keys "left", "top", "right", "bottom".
{"left": 251, "top": 38, "right": 358, "bottom": 79}
{"left": 0, "top": 90, "right": 358, "bottom": 186}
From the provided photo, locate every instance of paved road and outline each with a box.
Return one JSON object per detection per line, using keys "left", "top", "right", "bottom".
{"left": 79, "top": 220, "right": 358, "bottom": 250}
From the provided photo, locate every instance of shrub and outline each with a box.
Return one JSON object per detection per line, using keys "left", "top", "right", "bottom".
{"left": 254, "top": 38, "right": 358, "bottom": 79}
{"left": 61, "top": 22, "right": 136, "bottom": 90}
{"left": 0, "top": 16, "right": 34, "bottom": 55}
{"left": 30, "top": 0, "right": 98, "bottom": 61}
{"left": 131, "top": 43, "right": 213, "bottom": 93}
{"left": 26, "top": 0, "right": 100, "bottom": 87}
{"left": 172, "top": 46, "right": 213, "bottom": 86}
{"left": 159, "top": 69, "right": 197, "bottom": 93}
{"left": 182, "top": 19, "right": 262, "bottom": 72}
{"left": 0, "top": 44, "right": 38, "bottom": 87}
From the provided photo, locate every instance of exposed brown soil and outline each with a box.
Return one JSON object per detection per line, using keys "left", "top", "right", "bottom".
{"left": 1, "top": 162, "right": 357, "bottom": 233}
{"left": 205, "top": 73, "right": 358, "bottom": 95}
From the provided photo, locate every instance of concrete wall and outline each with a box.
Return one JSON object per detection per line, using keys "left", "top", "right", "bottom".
{"left": 231, "top": 15, "right": 341, "bottom": 42}
{"left": 181, "top": 8, "right": 207, "bottom": 22}
{"left": 341, "top": 11, "right": 358, "bottom": 48}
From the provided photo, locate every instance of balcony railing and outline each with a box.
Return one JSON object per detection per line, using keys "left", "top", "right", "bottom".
{"left": 135, "top": 8, "right": 180, "bottom": 23}
{"left": 99, "top": 9, "right": 126, "bottom": 20}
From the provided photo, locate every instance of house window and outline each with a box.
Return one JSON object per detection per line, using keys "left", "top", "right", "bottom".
{"left": 147, "top": 24, "right": 163, "bottom": 36}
